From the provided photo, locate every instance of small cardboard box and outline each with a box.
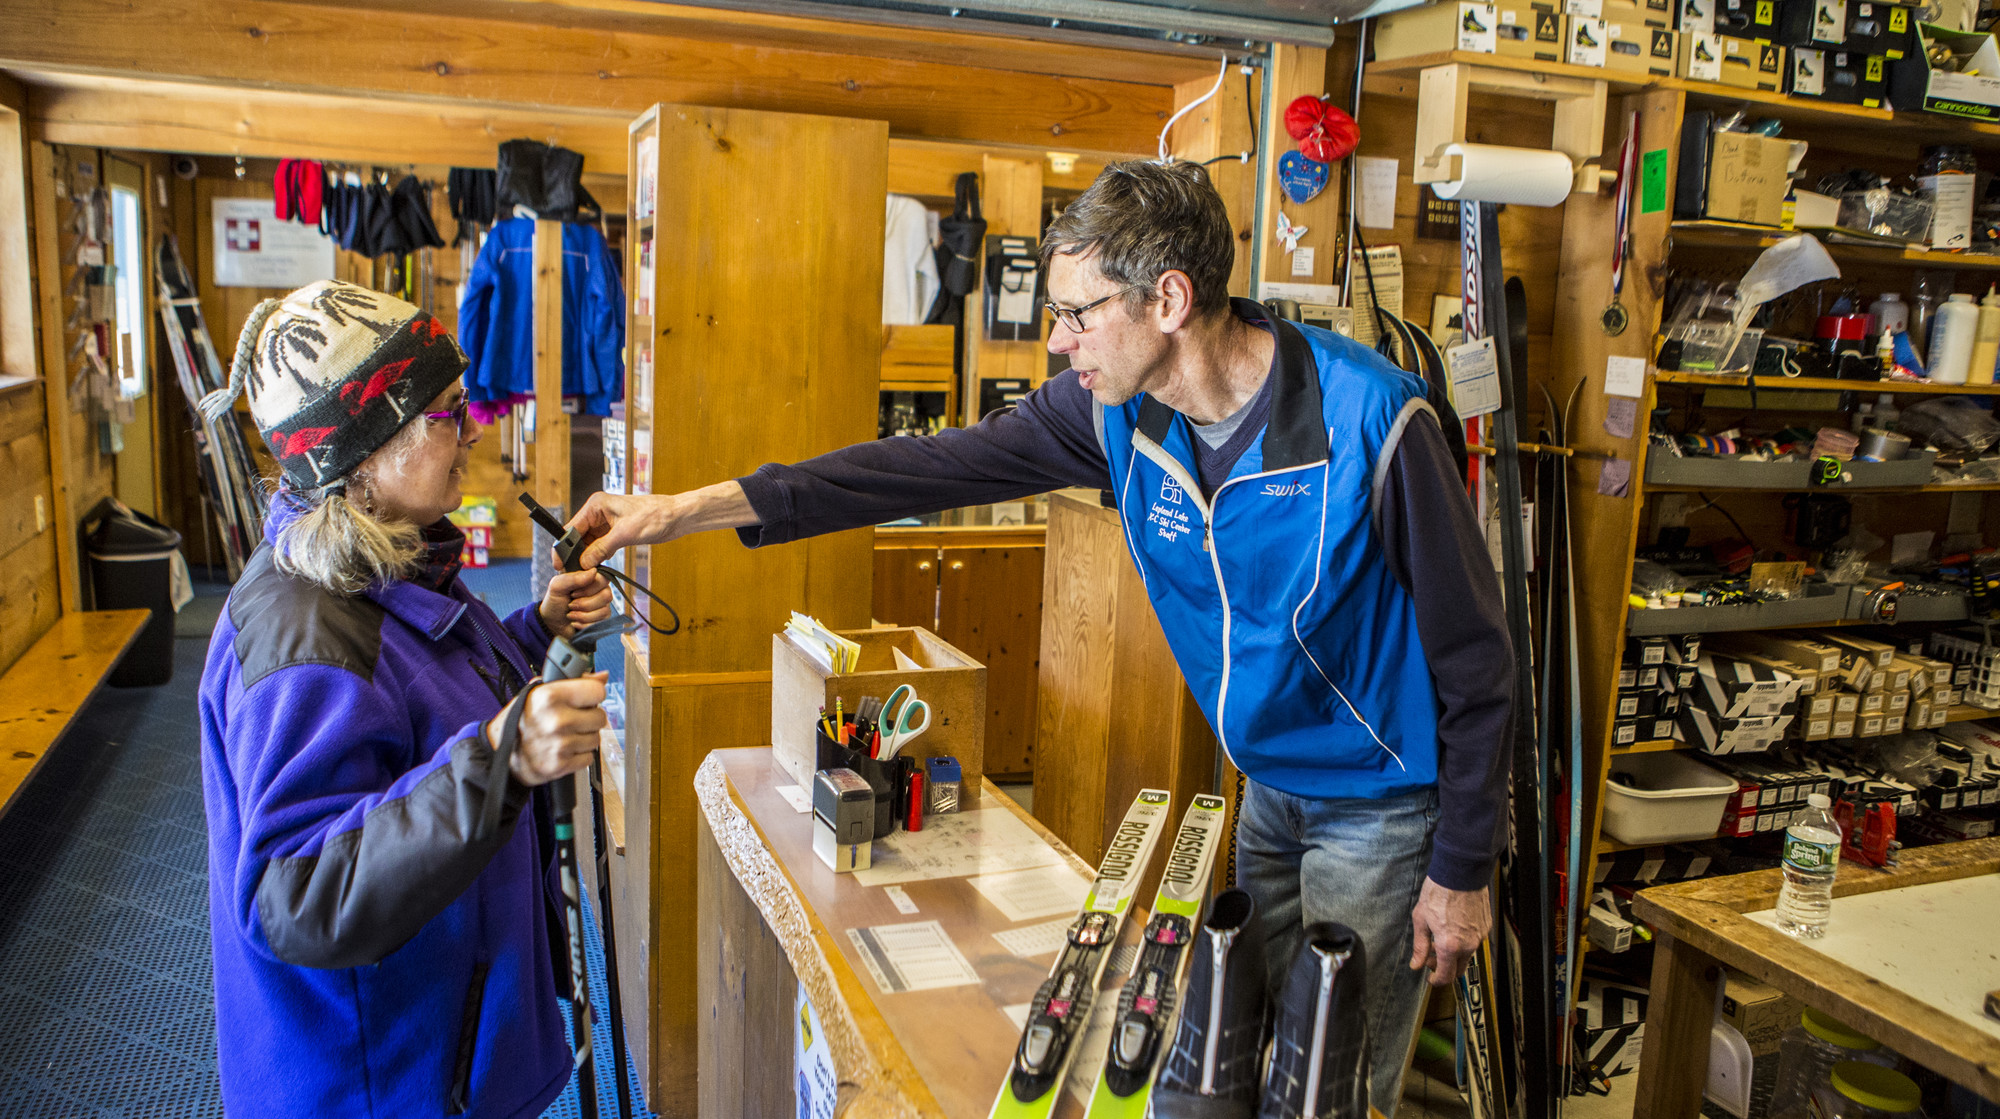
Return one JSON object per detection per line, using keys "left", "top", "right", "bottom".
{"left": 1717, "top": 0, "right": 1778, "bottom": 34}
{"left": 1718, "top": 34, "right": 1786, "bottom": 88}
{"left": 1821, "top": 632, "right": 1897, "bottom": 669}
{"left": 1681, "top": 30, "right": 1725, "bottom": 77}
{"left": 1608, "top": 10, "right": 1682, "bottom": 73}
{"left": 1682, "top": 0, "right": 1716, "bottom": 31}
{"left": 1704, "top": 130, "right": 1791, "bottom": 224}
{"left": 771, "top": 626, "right": 986, "bottom": 791}
{"left": 1888, "top": 23, "right": 2000, "bottom": 119}
{"left": 1790, "top": 46, "right": 1890, "bottom": 106}
{"left": 1375, "top": 1, "right": 1503, "bottom": 59}
{"left": 1497, "top": 0, "right": 1569, "bottom": 59}
{"left": 1723, "top": 633, "right": 1841, "bottom": 676}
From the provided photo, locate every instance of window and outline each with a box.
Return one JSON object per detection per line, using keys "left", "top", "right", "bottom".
{"left": 107, "top": 160, "right": 147, "bottom": 399}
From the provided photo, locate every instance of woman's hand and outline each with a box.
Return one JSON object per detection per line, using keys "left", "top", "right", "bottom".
{"left": 538, "top": 561, "right": 613, "bottom": 641}
{"left": 491, "top": 672, "right": 609, "bottom": 787}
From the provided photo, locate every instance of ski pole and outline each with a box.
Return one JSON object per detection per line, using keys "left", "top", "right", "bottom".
{"left": 540, "top": 615, "right": 639, "bottom": 1119}
{"left": 588, "top": 758, "right": 634, "bottom": 1119}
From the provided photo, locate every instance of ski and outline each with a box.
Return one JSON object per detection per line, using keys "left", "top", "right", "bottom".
{"left": 989, "top": 789, "right": 1174, "bottom": 1119}
{"left": 1081, "top": 793, "right": 1228, "bottom": 1119}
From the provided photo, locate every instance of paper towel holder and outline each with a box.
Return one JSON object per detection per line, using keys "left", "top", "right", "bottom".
{"left": 1410, "top": 62, "right": 1617, "bottom": 198}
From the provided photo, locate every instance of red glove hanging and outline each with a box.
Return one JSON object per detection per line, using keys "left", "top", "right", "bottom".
{"left": 1283, "top": 96, "right": 1360, "bottom": 164}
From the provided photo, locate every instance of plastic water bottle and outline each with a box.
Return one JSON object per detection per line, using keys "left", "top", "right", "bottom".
{"left": 1775, "top": 794, "right": 1842, "bottom": 938}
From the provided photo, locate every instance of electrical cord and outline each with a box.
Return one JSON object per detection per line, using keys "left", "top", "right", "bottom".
{"left": 1692, "top": 492, "right": 1754, "bottom": 544}
{"left": 597, "top": 563, "right": 681, "bottom": 636}
{"left": 1162, "top": 52, "right": 1258, "bottom": 167}
{"left": 1198, "top": 71, "right": 1263, "bottom": 167}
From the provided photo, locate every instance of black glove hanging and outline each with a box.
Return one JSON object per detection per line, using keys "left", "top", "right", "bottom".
{"left": 496, "top": 140, "right": 597, "bottom": 222}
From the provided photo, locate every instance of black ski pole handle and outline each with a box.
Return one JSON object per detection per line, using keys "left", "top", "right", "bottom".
{"left": 520, "top": 492, "right": 682, "bottom": 637}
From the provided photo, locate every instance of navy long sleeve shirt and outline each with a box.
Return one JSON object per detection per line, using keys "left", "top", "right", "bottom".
{"left": 736, "top": 356, "right": 1511, "bottom": 892}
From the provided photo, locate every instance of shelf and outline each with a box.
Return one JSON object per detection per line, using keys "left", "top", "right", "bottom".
{"left": 1655, "top": 370, "right": 2000, "bottom": 395}
{"left": 1612, "top": 738, "right": 1685, "bottom": 755}
{"left": 1669, "top": 220, "right": 2000, "bottom": 270}
{"left": 1947, "top": 704, "right": 1998, "bottom": 723}
{"left": 1366, "top": 51, "right": 1655, "bottom": 90}
{"left": 1671, "top": 79, "right": 1896, "bottom": 125}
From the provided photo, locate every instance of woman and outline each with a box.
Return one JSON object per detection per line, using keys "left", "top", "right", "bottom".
{"left": 197, "top": 280, "right": 612, "bottom": 1118}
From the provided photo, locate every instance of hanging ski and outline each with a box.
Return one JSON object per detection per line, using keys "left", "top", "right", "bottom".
{"left": 989, "top": 789, "right": 1173, "bottom": 1119}
{"left": 1082, "top": 793, "right": 1229, "bottom": 1119}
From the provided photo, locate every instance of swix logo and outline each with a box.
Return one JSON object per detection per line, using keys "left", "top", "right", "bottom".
{"left": 1262, "top": 481, "right": 1312, "bottom": 498}
{"left": 1159, "top": 476, "right": 1184, "bottom": 505}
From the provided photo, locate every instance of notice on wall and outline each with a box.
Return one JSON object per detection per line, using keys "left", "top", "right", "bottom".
{"left": 1358, "top": 156, "right": 1400, "bottom": 229}
{"left": 211, "top": 197, "right": 336, "bottom": 289}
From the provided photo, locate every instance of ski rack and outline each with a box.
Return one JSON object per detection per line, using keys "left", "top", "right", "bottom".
{"left": 1468, "top": 441, "right": 1575, "bottom": 458}
{"left": 1411, "top": 62, "right": 1616, "bottom": 196}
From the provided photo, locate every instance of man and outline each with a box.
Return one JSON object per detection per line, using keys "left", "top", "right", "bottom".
{"left": 569, "top": 160, "right": 1511, "bottom": 1113}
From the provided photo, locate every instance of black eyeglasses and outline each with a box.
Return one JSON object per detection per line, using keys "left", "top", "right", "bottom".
{"left": 1046, "top": 285, "right": 1146, "bottom": 333}
{"left": 424, "top": 398, "right": 470, "bottom": 440}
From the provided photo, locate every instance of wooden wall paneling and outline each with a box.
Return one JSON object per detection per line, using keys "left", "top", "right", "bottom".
{"left": 937, "top": 544, "right": 1043, "bottom": 776}
{"left": 531, "top": 220, "right": 569, "bottom": 511}
{"left": 1255, "top": 45, "right": 1339, "bottom": 292}
{"left": 29, "top": 141, "right": 83, "bottom": 612}
{"left": 0, "top": 0, "right": 1177, "bottom": 155}
{"left": 887, "top": 139, "right": 1112, "bottom": 201}
{"left": 1351, "top": 74, "right": 1566, "bottom": 385}
{"left": 1550, "top": 87, "right": 1679, "bottom": 995}
{"left": 1168, "top": 62, "right": 1260, "bottom": 298}
{"left": 613, "top": 642, "right": 654, "bottom": 1095}
{"left": 0, "top": 80, "right": 62, "bottom": 674}
{"left": 642, "top": 104, "right": 883, "bottom": 677}
{"left": 870, "top": 542, "right": 939, "bottom": 629}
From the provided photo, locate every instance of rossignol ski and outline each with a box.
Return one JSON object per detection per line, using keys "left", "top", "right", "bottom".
{"left": 1082, "top": 794, "right": 1228, "bottom": 1119}
{"left": 989, "top": 789, "right": 1173, "bottom": 1119}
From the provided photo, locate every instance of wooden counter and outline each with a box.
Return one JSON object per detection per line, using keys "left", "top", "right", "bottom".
{"left": 694, "top": 746, "right": 1142, "bottom": 1119}
{"left": 1630, "top": 838, "right": 2000, "bottom": 1116}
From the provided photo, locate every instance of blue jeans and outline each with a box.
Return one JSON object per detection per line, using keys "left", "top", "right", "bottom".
{"left": 1235, "top": 778, "right": 1437, "bottom": 1117}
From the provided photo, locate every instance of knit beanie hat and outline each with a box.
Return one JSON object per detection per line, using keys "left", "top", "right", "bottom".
{"left": 198, "top": 280, "right": 468, "bottom": 492}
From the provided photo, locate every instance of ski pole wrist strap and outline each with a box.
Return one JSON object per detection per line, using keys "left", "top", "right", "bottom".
{"left": 477, "top": 681, "right": 542, "bottom": 842}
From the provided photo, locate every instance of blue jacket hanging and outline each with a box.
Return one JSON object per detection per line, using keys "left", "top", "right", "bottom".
{"left": 458, "top": 217, "right": 624, "bottom": 419}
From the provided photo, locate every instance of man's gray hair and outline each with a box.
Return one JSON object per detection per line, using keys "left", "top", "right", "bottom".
{"left": 1041, "top": 160, "right": 1235, "bottom": 319}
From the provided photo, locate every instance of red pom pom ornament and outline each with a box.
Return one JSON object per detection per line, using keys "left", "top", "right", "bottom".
{"left": 1283, "top": 95, "right": 1359, "bottom": 164}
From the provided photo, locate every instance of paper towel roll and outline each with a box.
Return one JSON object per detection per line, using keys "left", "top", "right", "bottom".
{"left": 1429, "top": 143, "right": 1573, "bottom": 207}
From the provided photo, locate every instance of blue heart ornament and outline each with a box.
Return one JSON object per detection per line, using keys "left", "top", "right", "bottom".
{"left": 1278, "top": 150, "right": 1330, "bottom": 204}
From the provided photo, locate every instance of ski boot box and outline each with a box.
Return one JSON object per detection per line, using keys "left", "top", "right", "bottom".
{"left": 1888, "top": 24, "right": 2000, "bottom": 119}
{"left": 1495, "top": 0, "right": 1568, "bottom": 61}
{"left": 1606, "top": 3, "right": 1681, "bottom": 74}
{"left": 771, "top": 625, "right": 985, "bottom": 792}
{"left": 1372, "top": 1, "right": 1503, "bottom": 60}
{"left": 1772, "top": 0, "right": 1916, "bottom": 58}
{"left": 1714, "top": 0, "right": 1777, "bottom": 35}
{"left": 1569, "top": 11, "right": 1610, "bottom": 65}
{"left": 1788, "top": 46, "right": 1889, "bottom": 106}
{"left": 1717, "top": 33, "right": 1786, "bottom": 89}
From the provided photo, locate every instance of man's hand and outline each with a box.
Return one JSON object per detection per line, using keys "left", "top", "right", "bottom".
{"left": 538, "top": 563, "right": 613, "bottom": 641}
{"left": 568, "top": 481, "right": 759, "bottom": 568}
{"left": 1409, "top": 879, "right": 1492, "bottom": 987}
{"left": 491, "top": 672, "right": 608, "bottom": 787}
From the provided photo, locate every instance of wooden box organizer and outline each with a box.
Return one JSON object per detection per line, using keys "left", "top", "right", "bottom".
{"left": 771, "top": 626, "right": 985, "bottom": 791}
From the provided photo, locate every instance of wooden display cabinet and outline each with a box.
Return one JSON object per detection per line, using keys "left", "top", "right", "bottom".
{"left": 1550, "top": 83, "right": 2000, "bottom": 1003}
{"left": 609, "top": 102, "right": 885, "bottom": 1116}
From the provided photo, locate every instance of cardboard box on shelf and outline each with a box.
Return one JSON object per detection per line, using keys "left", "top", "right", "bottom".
{"left": 1721, "top": 633, "right": 1842, "bottom": 676}
{"left": 1681, "top": 0, "right": 1716, "bottom": 31}
{"left": 1717, "top": 0, "right": 1778, "bottom": 34}
{"left": 1608, "top": 13, "right": 1682, "bottom": 73}
{"left": 1703, "top": 129, "right": 1792, "bottom": 223}
{"left": 1888, "top": 23, "right": 2000, "bottom": 119}
{"left": 1718, "top": 33, "right": 1786, "bottom": 89}
{"left": 1790, "top": 46, "right": 1890, "bottom": 105}
{"left": 1821, "top": 632, "right": 1898, "bottom": 669}
{"left": 1497, "top": 0, "right": 1569, "bottom": 57}
{"left": 1374, "top": 1, "right": 1503, "bottom": 59}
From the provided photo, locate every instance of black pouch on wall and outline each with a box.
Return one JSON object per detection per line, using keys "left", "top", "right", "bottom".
{"left": 496, "top": 140, "right": 600, "bottom": 222}
{"left": 926, "top": 172, "right": 987, "bottom": 326}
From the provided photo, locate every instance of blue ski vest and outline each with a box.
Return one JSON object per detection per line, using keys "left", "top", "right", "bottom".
{"left": 1100, "top": 314, "right": 1443, "bottom": 800}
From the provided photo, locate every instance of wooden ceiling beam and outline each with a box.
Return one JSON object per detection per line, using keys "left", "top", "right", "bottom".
{"left": 289, "top": 0, "right": 1223, "bottom": 88}
{"left": 0, "top": 0, "right": 1175, "bottom": 153}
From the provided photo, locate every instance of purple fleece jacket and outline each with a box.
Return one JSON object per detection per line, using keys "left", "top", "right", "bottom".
{"left": 198, "top": 500, "right": 572, "bottom": 1118}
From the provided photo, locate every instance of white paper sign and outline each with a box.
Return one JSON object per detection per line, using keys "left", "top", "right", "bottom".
{"left": 795, "top": 981, "right": 837, "bottom": 1119}
{"left": 1605, "top": 355, "right": 1648, "bottom": 398}
{"left": 211, "top": 197, "right": 335, "bottom": 289}
{"left": 1358, "top": 156, "right": 1400, "bottom": 229}
{"left": 847, "top": 920, "right": 980, "bottom": 993}
{"left": 1447, "top": 336, "right": 1503, "bottom": 419}
{"left": 1290, "top": 246, "right": 1316, "bottom": 277}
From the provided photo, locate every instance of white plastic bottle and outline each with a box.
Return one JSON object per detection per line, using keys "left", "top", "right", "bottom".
{"left": 1926, "top": 293, "right": 1979, "bottom": 385}
{"left": 1972, "top": 285, "right": 2000, "bottom": 386}
{"left": 1775, "top": 793, "right": 1842, "bottom": 938}
{"left": 1867, "top": 292, "right": 1908, "bottom": 337}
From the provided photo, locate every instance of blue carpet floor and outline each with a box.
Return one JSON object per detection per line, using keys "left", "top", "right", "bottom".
{"left": 0, "top": 560, "right": 653, "bottom": 1117}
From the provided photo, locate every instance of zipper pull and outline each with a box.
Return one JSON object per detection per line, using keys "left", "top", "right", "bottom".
{"left": 1203, "top": 525, "right": 1213, "bottom": 553}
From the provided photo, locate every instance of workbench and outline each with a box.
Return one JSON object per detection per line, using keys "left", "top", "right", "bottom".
{"left": 1630, "top": 838, "right": 2000, "bottom": 1117}
{"left": 694, "top": 746, "right": 1146, "bottom": 1119}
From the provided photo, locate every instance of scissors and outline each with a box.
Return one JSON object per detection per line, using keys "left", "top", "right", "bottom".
{"left": 879, "top": 683, "right": 932, "bottom": 760}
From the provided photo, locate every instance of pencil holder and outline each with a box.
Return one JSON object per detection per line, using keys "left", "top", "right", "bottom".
{"left": 772, "top": 625, "right": 986, "bottom": 792}
{"left": 815, "top": 727, "right": 895, "bottom": 840}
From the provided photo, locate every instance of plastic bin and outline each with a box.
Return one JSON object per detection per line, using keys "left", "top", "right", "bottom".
{"left": 83, "top": 499, "right": 184, "bottom": 688}
{"left": 1603, "top": 752, "right": 1739, "bottom": 845}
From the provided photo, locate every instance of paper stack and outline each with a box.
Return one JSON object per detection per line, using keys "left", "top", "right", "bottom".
{"left": 784, "top": 612, "right": 860, "bottom": 674}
